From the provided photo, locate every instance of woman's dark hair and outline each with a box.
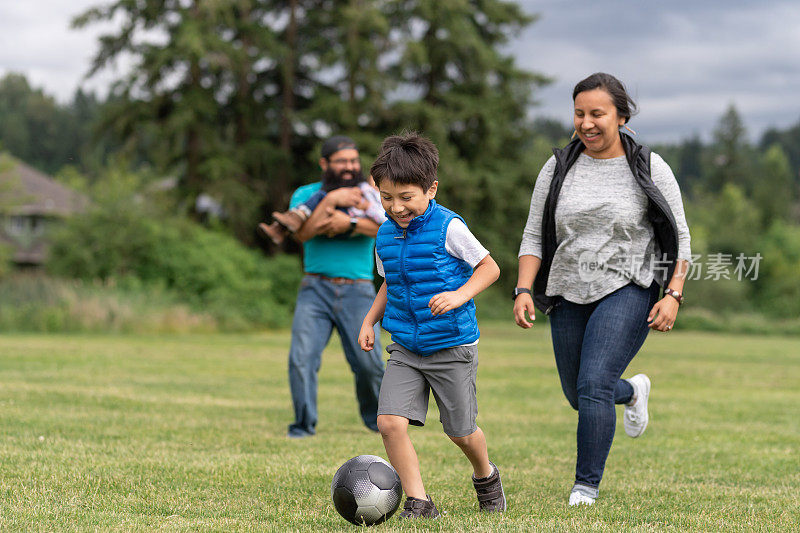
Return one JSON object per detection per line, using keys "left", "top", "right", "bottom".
{"left": 572, "top": 72, "right": 638, "bottom": 124}
{"left": 371, "top": 131, "right": 439, "bottom": 191}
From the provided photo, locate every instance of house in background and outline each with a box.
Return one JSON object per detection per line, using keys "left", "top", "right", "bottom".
{"left": 0, "top": 153, "right": 88, "bottom": 266}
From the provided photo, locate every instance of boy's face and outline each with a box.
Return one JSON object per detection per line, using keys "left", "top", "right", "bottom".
{"left": 379, "top": 180, "right": 438, "bottom": 228}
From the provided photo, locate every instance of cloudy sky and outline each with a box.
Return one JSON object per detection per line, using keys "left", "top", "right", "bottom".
{"left": 513, "top": 0, "right": 800, "bottom": 143}
{"left": 1, "top": 1, "right": 798, "bottom": 144}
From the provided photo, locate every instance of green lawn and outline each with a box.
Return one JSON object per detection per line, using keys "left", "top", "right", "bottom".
{"left": 1, "top": 325, "right": 798, "bottom": 531}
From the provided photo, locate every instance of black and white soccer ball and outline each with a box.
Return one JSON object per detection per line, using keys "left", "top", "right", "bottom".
{"left": 331, "top": 455, "right": 402, "bottom": 526}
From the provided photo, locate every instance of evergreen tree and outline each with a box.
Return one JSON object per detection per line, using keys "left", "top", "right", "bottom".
{"left": 753, "top": 222, "right": 800, "bottom": 317}
{"left": 73, "top": 1, "right": 230, "bottom": 204}
{"left": 0, "top": 73, "right": 86, "bottom": 174}
{"left": 707, "top": 104, "right": 754, "bottom": 192}
{"left": 754, "top": 144, "right": 794, "bottom": 227}
{"left": 73, "top": 1, "right": 349, "bottom": 240}
{"left": 760, "top": 120, "right": 800, "bottom": 188}
{"left": 302, "top": 0, "right": 394, "bottom": 157}
{"left": 691, "top": 183, "right": 760, "bottom": 255}
{"left": 380, "top": 0, "right": 551, "bottom": 279}
{"left": 73, "top": 0, "right": 551, "bottom": 260}
{"left": 677, "top": 134, "right": 703, "bottom": 194}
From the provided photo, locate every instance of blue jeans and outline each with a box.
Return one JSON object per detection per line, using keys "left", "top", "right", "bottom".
{"left": 299, "top": 189, "right": 348, "bottom": 215}
{"left": 299, "top": 189, "right": 327, "bottom": 213}
{"left": 549, "top": 282, "right": 659, "bottom": 488}
{"left": 288, "top": 275, "right": 384, "bottom": 436}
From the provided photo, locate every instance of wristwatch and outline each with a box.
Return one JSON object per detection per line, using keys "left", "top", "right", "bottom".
{"left": 348, "top": 217, "right": 358, "bottom": 234}
{"left": 511, "top": 287, "right": 532, "bottom": 300}
{"left": 664, "top": 288, "right": 684, "bottom": 305}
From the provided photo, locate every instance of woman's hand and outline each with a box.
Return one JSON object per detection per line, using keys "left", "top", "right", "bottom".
{"left": 647, "top": 297, "right": 679, "bottom": 332}
{"left": 513, "top": 293, "right": 536, "bottom": 328}
{"left": 358, "top": 321, "right": 376, "bottom": 351}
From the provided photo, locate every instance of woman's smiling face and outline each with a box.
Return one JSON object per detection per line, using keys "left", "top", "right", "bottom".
{"left": 573, "top": 88, "right": 626, "bottom": 159}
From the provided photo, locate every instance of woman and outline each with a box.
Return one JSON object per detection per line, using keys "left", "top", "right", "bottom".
{"left": 513, "top": 73, "right": 691, "bottom": 506}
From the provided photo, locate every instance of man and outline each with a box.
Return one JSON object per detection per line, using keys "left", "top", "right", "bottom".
{"left": 285, "top": 135, "right": 385, "bottom": 438}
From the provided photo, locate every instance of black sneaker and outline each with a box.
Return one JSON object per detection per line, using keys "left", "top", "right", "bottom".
{"left": 472, "top": 462, "right": 506, "bottom": 512}
{"left": 398, "top": 495, "right": 440, "bottom": 519}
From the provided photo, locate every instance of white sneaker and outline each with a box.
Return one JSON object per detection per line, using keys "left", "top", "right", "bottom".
{"left": 568, "top": 489, "right": 595, "bottom": 507}
{"left": 624, "top": 374, "right": 650, "bottom": 438}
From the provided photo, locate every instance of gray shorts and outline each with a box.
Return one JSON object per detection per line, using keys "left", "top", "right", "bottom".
{"left": 377, "top": 342, "right": 478, "bottom": 438}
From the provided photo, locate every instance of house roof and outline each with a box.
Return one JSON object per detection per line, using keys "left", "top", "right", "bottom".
{"left": 0, "top": 154, "right": 88, "bottom": 216}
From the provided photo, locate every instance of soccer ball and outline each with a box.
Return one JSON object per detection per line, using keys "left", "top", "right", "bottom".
{"left": 331, "top": 455, "right": 403, "bottom": 526}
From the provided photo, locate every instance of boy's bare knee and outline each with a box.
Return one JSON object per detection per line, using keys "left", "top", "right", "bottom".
{"left": 449, "top": 434, "right": 468, "bottom": 447}
{"left": 448, "top": 429, "right": 478, "bottom": 447}
{"left": 377, "top": 414, "right": 407, "bottom": 438}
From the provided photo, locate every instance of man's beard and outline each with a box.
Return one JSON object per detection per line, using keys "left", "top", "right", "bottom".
{"left": 321, "top": 167, "right": 365, "bottom": 192}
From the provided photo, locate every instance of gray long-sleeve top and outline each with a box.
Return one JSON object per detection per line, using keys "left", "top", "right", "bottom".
{"left": 519, "top": 152, "right": 692, "bottom": 304}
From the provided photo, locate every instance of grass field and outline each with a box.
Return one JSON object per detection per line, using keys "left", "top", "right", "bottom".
{"left": 1, "top": 324, "right": 798, "bottom": 531}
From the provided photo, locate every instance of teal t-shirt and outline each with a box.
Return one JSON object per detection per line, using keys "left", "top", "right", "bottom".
{"left": 290, "top": 182, "right": 376, "bottom": 280}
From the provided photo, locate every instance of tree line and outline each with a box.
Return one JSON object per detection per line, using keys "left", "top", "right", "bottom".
{"left": 66, "top": 0, "right": 548, "bottom": 247}
{"left": 1, "top": 0, "right": 799, "bottom": 325}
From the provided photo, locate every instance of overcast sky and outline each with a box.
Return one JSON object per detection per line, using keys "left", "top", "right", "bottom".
{"left": 1, "top": 1, "right": 798, "bottom": 144}
{"left": 514, "top": 0, "right": 800, "bottom": 143}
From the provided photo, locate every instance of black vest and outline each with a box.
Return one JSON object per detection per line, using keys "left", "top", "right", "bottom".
{"left": 533, "top": 133, "right": 680, "bottom": 314}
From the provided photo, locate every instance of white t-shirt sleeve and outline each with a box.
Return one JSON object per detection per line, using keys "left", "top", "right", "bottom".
{"left": 375, "top": 249, "right": 384, "bottom": 278}
{"left": 445, "top": 219, "right": 490, "bottom": 267}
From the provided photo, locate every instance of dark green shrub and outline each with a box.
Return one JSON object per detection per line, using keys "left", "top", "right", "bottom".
{"left": 47, "top": 186, "right": 302, "bottom": 329}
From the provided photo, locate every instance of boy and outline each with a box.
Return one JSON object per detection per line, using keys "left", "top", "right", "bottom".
{"left": 358, "top": 132, "right": 505, "bottom": 519}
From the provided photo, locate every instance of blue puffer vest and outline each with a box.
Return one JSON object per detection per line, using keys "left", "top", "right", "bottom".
{"left": 377, "top": 200, "right": 480, "bottom": 355}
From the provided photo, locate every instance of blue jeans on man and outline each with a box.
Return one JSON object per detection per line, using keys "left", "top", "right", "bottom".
{"left": 288, "top": 275, "right": 385, "bottom": 437}
{"left": 549, "top": 281, "right": 659, "bottom": 488}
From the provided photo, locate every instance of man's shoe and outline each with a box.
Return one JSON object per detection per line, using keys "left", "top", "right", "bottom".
{"left": 257, "top": 222, "right": 286, "bottom": 245}
{"left": 624, "top": 373, "right": 651, "bottom": 438}
{"left": 398, "top": 495, "right": 439, "bottom": 519}
{"left": 273, "top": 210, "right": 305, "bottom": 232}
{"left": 472, "top": 462, "right": 506, "bottom": 512}
{"left": 286, "top": 425, "right": 315, "bottom": 439}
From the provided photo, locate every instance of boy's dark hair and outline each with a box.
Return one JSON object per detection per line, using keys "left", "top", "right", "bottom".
{"left": 573, "top": 72, "right": 638, "bottom": 124}
{"left": 370, "top": 132, "right": 439, "bottom": 191}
